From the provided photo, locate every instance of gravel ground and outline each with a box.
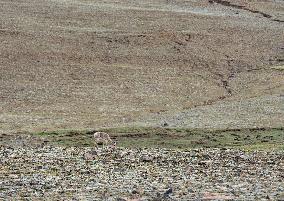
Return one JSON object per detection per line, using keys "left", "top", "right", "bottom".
{"left": 1, "top": 136, "right": 283, "bottom": 200}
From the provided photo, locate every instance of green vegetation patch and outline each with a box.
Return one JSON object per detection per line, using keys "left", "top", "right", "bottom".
{"left": 34, "top": 130, "right": 96, "bottom": 147}
{"left": 32, "top": 127, "right": 284, "bottom": 151}
{"left": 271, "top": 65, "right": 284, "bottom": 70}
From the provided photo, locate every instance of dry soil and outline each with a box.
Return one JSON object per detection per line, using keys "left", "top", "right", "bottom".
{"left": 0, "top": 0, "right": 284, "bottom": 133}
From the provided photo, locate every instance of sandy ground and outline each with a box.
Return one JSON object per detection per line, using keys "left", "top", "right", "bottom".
{"left": 0, "top": 0, "right": 284, "bottom": 133}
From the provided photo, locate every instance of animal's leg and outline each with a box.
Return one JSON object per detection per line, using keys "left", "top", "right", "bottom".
{"left": 94, "top": 141, "right": 99, "bottom": 149}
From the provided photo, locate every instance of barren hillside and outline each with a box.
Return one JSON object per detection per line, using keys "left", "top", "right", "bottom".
{"left": 0, "top": 0, "right": 283, "bottom": 132}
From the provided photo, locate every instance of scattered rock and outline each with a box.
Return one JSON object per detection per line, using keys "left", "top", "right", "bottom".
{"left": 162, "top": 122, "right": 169, "bottom": 127}
{"left": 202, "top": 192, "right": 235, "bottom": 200}
{"left": 163, "top": 188, "right": 173, "bottom": 197}
{"left": 0, "top": 138, "right": 283, "bottom": 200}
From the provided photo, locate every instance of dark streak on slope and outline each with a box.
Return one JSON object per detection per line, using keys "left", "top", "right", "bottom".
{"left": 209, "top": 0, "right": 284, "bottom": 23}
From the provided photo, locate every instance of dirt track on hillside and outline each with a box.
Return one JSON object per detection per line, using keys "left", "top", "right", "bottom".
{"left": 0, "top": 0, "right": 283, "bottom": 132}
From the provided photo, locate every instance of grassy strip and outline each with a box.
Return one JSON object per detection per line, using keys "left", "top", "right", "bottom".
{"left": 271, "top": 65, "right": 284, "bottom": 70}
{"left": 33, "top": 127, "right": 284, "bottom": 151}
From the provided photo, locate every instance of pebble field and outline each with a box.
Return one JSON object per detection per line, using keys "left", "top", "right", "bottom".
{"left": 1, "top": 138, "right": 283, "bottom": 200}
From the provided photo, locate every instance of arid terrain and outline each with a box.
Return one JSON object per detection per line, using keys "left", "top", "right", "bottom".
{"left": 0, "top": 0, "right": 284, "bottom": 200}
{"left": 1, "top": 134, "right": 283, "bottom": 200}
{"left": 0, "top": 0, "right": 284, "bottom": 133}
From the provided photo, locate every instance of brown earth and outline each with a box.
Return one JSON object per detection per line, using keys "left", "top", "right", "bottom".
{"left": 0, "top": 0, "right": 284, "bottom": 133}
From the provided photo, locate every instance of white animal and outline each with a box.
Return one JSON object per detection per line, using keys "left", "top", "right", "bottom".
{"left": 93, "top": 131, "right": 115, "bottom": 148}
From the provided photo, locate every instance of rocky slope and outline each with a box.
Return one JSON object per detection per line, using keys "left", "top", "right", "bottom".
{"left": 1, "top": 135, "right": 283, "bottom": 200}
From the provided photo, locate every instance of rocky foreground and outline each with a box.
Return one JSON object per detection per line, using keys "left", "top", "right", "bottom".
{"left": 1, "top": 140, "right": 284, "bottom": 200}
